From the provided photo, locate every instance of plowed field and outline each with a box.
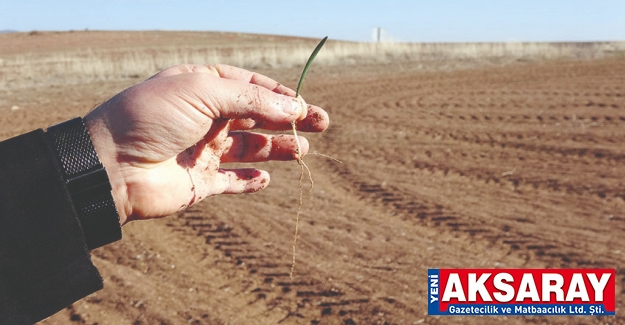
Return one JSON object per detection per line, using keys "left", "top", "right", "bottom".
{"left": 1, "top": 32, "right": 624, "bottom": 325}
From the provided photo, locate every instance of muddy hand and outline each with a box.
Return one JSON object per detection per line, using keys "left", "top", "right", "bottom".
{"left": 84, "top": 64, "right": 330, "bottom": 225}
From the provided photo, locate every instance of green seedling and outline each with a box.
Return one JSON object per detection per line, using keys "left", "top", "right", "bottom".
{"left": 290, "top": 36, "right": 327, "bottom": 278}
{"left": 296, "top": 36, "right": 328, "bottom": 97}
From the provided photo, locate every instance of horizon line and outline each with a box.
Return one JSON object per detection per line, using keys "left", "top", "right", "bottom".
{"left": 1, "top": 29, "right": 623, "bottom": 44}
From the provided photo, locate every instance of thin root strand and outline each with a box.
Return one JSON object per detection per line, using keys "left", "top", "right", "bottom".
{"left": 290, "top": 121, "right": 314, "bottom": 278}
{"left": 308, "top": 152, "right": 343, "bottom": 164}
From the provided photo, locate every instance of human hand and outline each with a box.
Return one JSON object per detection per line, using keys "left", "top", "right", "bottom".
{"left": 84, "top": 64, "right": 329, "bottom": 225}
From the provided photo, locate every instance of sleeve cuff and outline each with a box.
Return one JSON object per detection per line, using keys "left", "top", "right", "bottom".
{"left": 45, "top": 117, "right": 122, "bottom": 249}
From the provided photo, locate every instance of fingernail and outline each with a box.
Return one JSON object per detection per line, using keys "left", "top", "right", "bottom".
{"left": 285, "top": 97, "right": 304, "bottom": 116}
{"left": 289, "top": 95, "right": 308, "bottom": 120}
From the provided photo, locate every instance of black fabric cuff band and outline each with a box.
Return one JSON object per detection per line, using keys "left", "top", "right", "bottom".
{"left": 45, "top": 117, "right": 121, "bottom": 249}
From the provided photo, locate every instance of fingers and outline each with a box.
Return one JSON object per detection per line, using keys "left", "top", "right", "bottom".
{"left": 229, "top": 105, "right": 329, "bottom": 132}
{"left": 215, "top": 168, "right": 270, "bottom": 195}
{"left": 181, "top": 131, "right": 306, "bottom": 205}
{"left": 221, "top": 132, "right": 309, "bottom": 163}
{"left": 189, "top": 168, "right": 269, "bottom": 204}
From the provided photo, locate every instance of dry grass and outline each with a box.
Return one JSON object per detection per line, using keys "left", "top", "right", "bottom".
{"left": 1, "top": 32, "right": 624, "bottom": 89}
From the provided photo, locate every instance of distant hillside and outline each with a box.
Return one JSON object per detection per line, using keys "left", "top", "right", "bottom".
{"left": 2, "top": 30, "right": 624, "bottom": 89}
{"left": 0, "top": 30, "right": 16, "bottom": 34}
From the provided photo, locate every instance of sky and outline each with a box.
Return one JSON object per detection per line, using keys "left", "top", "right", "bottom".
{"left": 1, "top": 0, "right": 624, "bottom": 42}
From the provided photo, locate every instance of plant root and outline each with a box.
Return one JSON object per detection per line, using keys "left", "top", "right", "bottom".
{"left": 290, "top": 121, "right": 314, "bottom": 278}
{"left": 289, "top": 123, "right": 343, "bottom": 277}
{"left": 308, "top": 152, "right": 343, "bottom": 164}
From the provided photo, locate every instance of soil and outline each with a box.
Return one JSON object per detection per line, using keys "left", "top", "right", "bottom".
{"left": 0, "top": 32, "right": 624, "bottom": 325}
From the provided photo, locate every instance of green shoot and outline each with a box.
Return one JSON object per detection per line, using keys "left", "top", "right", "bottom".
{"left": 296, "top": 36, "right": 328, "bottom": 97}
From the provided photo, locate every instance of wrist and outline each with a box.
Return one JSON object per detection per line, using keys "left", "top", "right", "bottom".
{"left": 84, "top": 112, "right": 131, "bottom": 225}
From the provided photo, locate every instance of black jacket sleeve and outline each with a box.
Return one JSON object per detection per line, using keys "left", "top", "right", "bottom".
{"left": 0, "top": 130, "right": 104, "bottom": 324}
